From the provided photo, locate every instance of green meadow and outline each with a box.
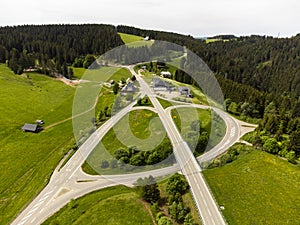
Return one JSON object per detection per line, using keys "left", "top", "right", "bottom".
{"left": 42, "top": 186, "right": 154, "bottom": 225}
{"left": 118, "top": 32, "right": 154, "bottom": 48}
{"left": 0, "top": 65, "right": 131, "bottom": 224}
{"left": 0, "top": 64, "right": 75, "bottom": 224}
{"left": 203, "top": 150, "right": 300, "bottom": 225}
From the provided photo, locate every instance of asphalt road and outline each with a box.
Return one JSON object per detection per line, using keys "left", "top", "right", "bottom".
{"left": 12, "top": 65, "right": 256, "bottom": 225}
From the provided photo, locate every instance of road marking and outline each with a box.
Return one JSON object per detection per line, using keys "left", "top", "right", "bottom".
{"left": 21, "top": 213, "right": 32, "bottom": 221}
{"left": 39, "top": 195, "right": 49, "bottom": 202}
{"left": 17, "top": 221, "right": 26, "bottom": 225}
{"left": 230, "top": 127, "right": 236, "bottom": 137}
{"left": 31, "top": 217, "right": 37, "bottom": 223}
{"left": 28, "top": 207, "right": 38, "bottom": 214}
{"left": 33, "top": 201, "right": 43, "bottom": 208}
{"left": 43, "top": 190, "right": 53, "bottom": 197}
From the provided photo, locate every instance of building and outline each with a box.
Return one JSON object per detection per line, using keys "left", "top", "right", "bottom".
{"left": 153, "top": 78, "right": 175, "bottom": 91}
{"left": 144, "top": 36, "right": 150, "bottom": 41}
{"left": 178, "top": 86, "right": 192, "bottom": 97}
{"left": 160, "top": 71, "right": 172, "bottom": 78}
{"left": 36, "top": 120, "right": 44, "bottom": 125}
{"left": 121, "top": 82, "right": 136, "bottom": 94}
{"left": 22, "top": 124, "right": 42, "bottom": 133}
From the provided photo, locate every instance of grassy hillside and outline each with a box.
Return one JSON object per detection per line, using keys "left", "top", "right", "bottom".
{"left": 118, "top": 32, "right": 154, "bottom": 48}
{"left": 203, "top": 150, "right": 300, "bottom": 225}
{"left": 118, "top": 32, "right": 144, "bottom": 43}
{"left": 42, "top": 186, "right": 154, "bottom": 225}
{"left": 0, "top": 64, "right": 76, "bottom": 224}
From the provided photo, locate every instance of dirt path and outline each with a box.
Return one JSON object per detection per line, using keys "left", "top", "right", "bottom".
{"left": 44, "top": 93, "right": 103, "bottom": 130}
{"left": 140, "top": 200, "right": 157, "bottom": 225}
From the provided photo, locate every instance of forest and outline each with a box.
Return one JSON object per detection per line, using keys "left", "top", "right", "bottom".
{"left": 0, "top": 24, "right": 123, "bottom": 75}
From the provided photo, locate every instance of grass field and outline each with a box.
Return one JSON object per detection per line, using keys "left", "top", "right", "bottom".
{"left": 118, "top": 32, "right": 154, "bottom": 48}
{"left": 118, "top": 32, "right": 144, "bottom": 43}
{"left": 203, "top": 150, "right": 300, "bottom": 225}
{"left": 71, "top": 67, "right": 86, "bottom": 79}
{"left": 157, "top": 97, "right": 182, "bottom": 109}
{"left": 42, "top": 185, "right": 154, "bottom": 225}
{"left": 0, "top": 64, "right": 76, "bottom": 224}
{"left": 171, "top": 107, "right": 226, "bottom": 149}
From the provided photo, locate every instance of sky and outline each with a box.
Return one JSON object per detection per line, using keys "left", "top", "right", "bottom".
{"left": 1, "top": 0, "right": 299, "bottom": 37}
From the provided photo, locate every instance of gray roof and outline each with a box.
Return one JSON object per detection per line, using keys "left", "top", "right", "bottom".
{"left": 178, "top": 86, "right": 190, "bottom": 92}
{"left": 22, "top": 124, "right": 39, "bottom": 132}
{"left": 153, "top": 78, "right": 169, "bottom": 88}
{"left": 121, "top": 82, "right": 136, "bottom": 92}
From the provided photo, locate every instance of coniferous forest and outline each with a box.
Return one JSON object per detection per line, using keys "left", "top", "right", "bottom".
{"left": 0, "top": 24, "right": 123, "bottom": 75}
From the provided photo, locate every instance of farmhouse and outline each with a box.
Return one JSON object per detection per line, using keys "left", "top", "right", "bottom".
{"left": 160, "top": 71, "right": 172, "bottom": 78}
{"left": 36, "top": 120, "right": 44, "bottom": 125}
{"left": 153, "top": 78, "right": 175, "bottom": 91}
{"left": 22, "top": 124, "right": 42, "bottom": 133}
{"left": 178, "top": 86, "right": 192, "bottom": 97}
{"left": 121, "top": 82, "right": 136, "bottom": 94}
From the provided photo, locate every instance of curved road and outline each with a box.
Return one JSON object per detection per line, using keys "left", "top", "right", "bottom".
{"left": 12, "top": 66, "right": 256, "bottom": 225}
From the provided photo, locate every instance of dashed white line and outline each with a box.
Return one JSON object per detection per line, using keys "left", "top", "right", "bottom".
{"left": 31, "top": 217, "right": 37, "bottom": 223}
{"left": 43, "top": 190, "right": 53, "bottom": 197}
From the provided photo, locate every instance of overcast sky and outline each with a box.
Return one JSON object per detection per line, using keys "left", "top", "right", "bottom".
{"left": 1, "top": 0, "right": 299, "bottom": 37}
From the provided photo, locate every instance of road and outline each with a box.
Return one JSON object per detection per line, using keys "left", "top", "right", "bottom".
{"left": 12, "top": 65, "right": 256, "bottom": 225}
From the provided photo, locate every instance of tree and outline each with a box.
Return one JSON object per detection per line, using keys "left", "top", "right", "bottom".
{"left": 113, "top": 82, "right": 119, "bottom": 95}
{"left": 83, "top": 55, "right": 96, "bottom": 69}
{"left": 190, "top": 120, "right": 201, "bottom": 132}
{"left": 67, "top": 67, "right": 73, "bottom": 78}
{"left": 195, "top": 132, "right": 209, "bottom": 153}
{"left": 137, "top": 98, "right": 142, "bottom": 106}
{"left": 0, "top": 46, "right": 6, "bottom": 63}
{"left": 100, "top": 160, "right": 109, "bottom": 168}
{"left": 228, "top": 102, "right": 239, "bottom": 115}
{"left": 168, "top": 201, "right": 189, "bottom": 222}
{"left": 166, "top": 173, "right": 189, "bottom": 195}
{"left": 224, "top": 98, "right": 232, "bottom": 111}
{"left": 263, "top": 138, "right": 280, "bottom": 154}
{"left": 289, "top": 130, "right": 300, "bottom": 156}
{"left": 61, "top": 62, "right": 68, "bottom": 76}
{"left": 136, "top": 176, "right": 160, "bottom": 203}
{"left": 157, "top": 217, "right": 173, "bottom": 225}
{"left": 286, "top": 151, "right": 296, "bottom": 163}
{"left": 130, "top": 153, "right": 145, "bottom": 166}
{"left": 184, "top": 213, "right": 195, "bottom": 225}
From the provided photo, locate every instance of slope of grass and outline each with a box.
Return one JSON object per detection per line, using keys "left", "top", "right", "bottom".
{"left": 118, "top": 32, "right": 154, "bottom": 48}
{"left": 42, "top": 186, "right": 154, "bottom": 225}
{"left": 157, "top": 97, "right": 182, "bottom": 109}
{"left": 203, "top": 150, "right": 300, "bottom": 225}
{"left": 71, "top": 67, "right": 86, "bottom": 79}
{"left": 0, "top": 64, "right": 75, "bottom": 224}
{"left": 118, "top": 32, "right": 144, "bottom": 43}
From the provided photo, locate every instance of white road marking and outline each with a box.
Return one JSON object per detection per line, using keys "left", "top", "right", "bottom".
{"left": 31, "top": 217, "right": 37, "bottom": 223}
{"left": 33, "top": 201, "right": 43, "bottom": 208}
{"left": 43, "top": 190, "right": 53, "bottom": 197}
{"left": 21, "top": 213, "right": 32, "bottom": 221}
{"left": 39, "top": 195, "right": 49, "bottom": 202}
{"left": 28, "top": 207, "right": 38, "bottom": 214}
